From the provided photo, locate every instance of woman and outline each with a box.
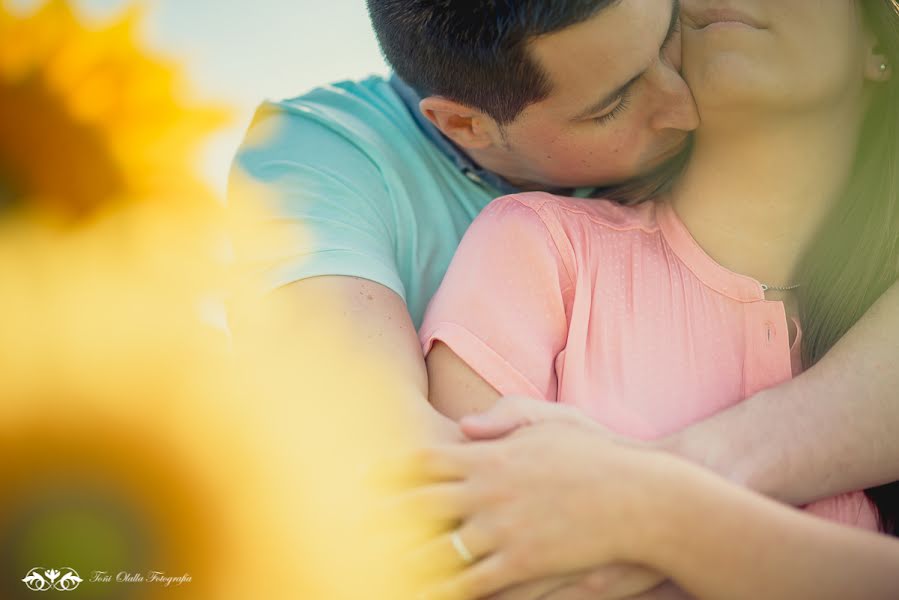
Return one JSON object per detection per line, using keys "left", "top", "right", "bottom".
{"left": 413, "top": 0, "right": 898, "bottom": 596}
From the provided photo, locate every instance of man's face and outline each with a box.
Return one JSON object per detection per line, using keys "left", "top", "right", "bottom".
{"left": 496, "top": 0, "right": 699, "bottom": 189}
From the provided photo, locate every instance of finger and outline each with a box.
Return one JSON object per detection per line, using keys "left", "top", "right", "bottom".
{"left": 481, "top": 574, "right": 585, "bottom": 600}
{"left": 579, "top": 565, "right": 667, "bottom": 598}
{"left": 379, "top": 482, "right": 473, "bottom": 523}
{"left": 459, "top": 414, "right": 524, "bottom": 440}
{"left": 404, "top": 522, "right": 495, "bottom": 584}
{"left": 625, "top": 580, "right": 692, "bottom": 600}
{"left": 459, "top": 396, "right": 541, "bottom": 440}
{"left": 369, "top": 482, "right": 472, "bottom": 548}
{"left": 416, "top": 552, "right": 513, "bottom": 600}
{"left": 532, "top": 583, "right": 607, "bottom": 599}
{"left": 366, "top": 444, "right": 471, "bottom": 490}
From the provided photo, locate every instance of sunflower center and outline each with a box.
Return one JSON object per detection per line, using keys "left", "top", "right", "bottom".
{"left": 0, "top": 75, "right": 127, "bottom": 220}
{"left": 0, "top": 168, "right": 18, "bottom": 215}
{"left": 0, "top": 485, "right": 152, "bottom": 599}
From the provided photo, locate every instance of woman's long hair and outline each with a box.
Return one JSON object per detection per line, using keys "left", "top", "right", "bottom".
{"left": 795, "top": 0, "right": 899, "bottom": 534}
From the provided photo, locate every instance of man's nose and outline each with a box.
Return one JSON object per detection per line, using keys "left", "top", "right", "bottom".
{"left": 649, "top": 64, "right": 700, "bottom": 133}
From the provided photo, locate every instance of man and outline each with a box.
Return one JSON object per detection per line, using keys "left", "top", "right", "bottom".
{"left": 228, "top": 0, "right": 899, "bottom": 597}
{"left": 230, "top": 0, "right": 695, "bottom": 433}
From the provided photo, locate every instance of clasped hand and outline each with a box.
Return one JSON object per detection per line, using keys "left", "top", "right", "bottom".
{"left": 376, "top": 396, "right": 688, "bottom": 600}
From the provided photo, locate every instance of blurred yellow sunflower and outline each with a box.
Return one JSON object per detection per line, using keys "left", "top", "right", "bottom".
{"left": 0, "top": 214, "right": 429, "bottom": 599}
{"left": 0, "top": 2, "right": 432, "bottom": 598}
{"left": 0, "top": 0, "right": 228, "bottom": 223}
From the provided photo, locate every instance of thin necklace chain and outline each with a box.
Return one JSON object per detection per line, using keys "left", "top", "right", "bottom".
{"left": 760, "top": 283, "right": 801, "bottom": 292}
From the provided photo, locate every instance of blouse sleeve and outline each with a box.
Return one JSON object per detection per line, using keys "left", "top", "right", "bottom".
{"left": 419, "top": 195, "right": 574, "bottom": 402}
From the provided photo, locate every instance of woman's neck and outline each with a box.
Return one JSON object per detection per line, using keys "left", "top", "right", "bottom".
{"left": 669, "top": 107, "right": 863, "bottom": 289}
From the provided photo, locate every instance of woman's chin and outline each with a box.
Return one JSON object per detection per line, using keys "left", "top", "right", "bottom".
{"left": 684, "top": 54, "right": 775, "bottom": 115}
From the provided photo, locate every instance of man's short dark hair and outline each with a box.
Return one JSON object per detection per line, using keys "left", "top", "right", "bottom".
{"left": 367, "top": 1, "right": 618, "bottom": 124}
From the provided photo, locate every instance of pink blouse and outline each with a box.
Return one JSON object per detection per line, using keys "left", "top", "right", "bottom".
{"left": 421, "top": 192, "right": 877, "bottom": 529}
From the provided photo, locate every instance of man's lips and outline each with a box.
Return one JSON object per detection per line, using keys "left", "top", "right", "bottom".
{"left": 685, "top": 8, "right": 765, "bottom": 30}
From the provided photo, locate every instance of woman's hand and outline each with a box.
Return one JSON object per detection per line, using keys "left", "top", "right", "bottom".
{"left": 392, "top": 421, "right": 672, "bottom": 599}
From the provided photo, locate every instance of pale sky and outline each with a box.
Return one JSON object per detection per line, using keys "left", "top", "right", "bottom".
{"left": 9, "top": 0, "right": 390, "bottom": 193}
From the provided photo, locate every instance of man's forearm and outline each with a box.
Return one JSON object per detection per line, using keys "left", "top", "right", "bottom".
{"left": 231, "top": 275, "right": 462, "bottom": 443}
{"left": 660, "top": 282, "right": 899, "bottom": 505}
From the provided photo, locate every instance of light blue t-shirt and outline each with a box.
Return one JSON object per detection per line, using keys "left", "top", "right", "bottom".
{"left": 229, "top": 75, "right": 594, "bottom": 327}
{"left": 229, "top": 76, "right": 503, "bottom": 327}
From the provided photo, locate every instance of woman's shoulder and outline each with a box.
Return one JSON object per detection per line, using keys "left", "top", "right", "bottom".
{"left": 483, "top": 192, "right": 661, "bottom": 235}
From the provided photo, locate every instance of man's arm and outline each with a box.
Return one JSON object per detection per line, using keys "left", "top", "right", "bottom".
{"left": 231, "top": 275, "right": 460, "bottom": 444}
{"left": 660, "top": 282, "right": 899, "bottom": 505}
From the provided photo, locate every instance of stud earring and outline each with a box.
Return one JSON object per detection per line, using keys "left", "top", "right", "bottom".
{"left": 880, "top": 62, "right": 889, "bottom": 73}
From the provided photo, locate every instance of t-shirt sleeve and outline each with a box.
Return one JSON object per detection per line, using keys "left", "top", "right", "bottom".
{"left": 419, "top": 196, "right": 574, "bottom": 402}
{"left": 227, "top": 102, "right": 405, "bottom": 300}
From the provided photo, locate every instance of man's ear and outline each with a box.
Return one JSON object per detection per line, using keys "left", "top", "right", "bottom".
{"left": 419, "top": 96, "right": 498, "bottom": 150}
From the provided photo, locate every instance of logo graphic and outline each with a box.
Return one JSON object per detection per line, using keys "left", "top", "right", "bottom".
{"left": 22, "top": 568, "right": 83, "bottom": 592}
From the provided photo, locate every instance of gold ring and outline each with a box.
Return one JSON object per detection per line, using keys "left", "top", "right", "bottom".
{"left": 450, "top": 531, "right": 474, "bottom": 563}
